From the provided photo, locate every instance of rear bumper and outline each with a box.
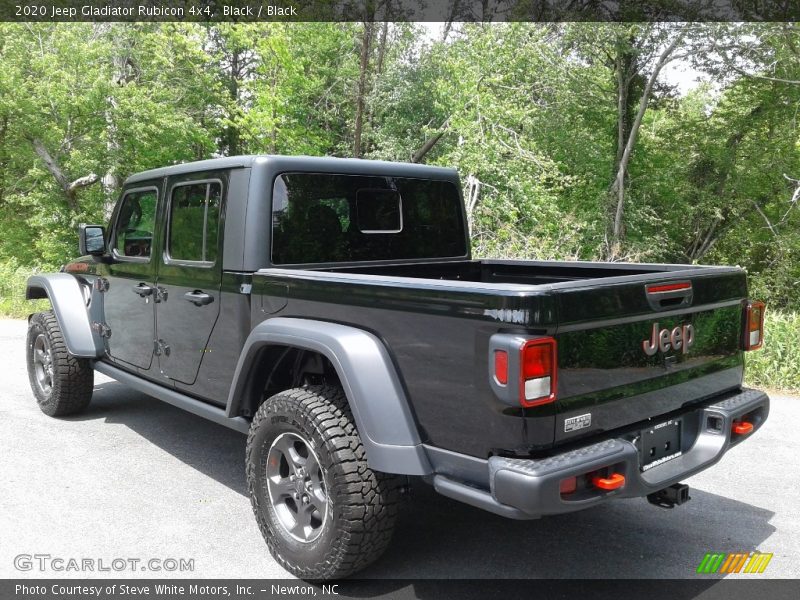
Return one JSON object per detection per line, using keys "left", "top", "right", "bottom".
{"left": 432, "top": 388, "right": 768, "bottom": 519}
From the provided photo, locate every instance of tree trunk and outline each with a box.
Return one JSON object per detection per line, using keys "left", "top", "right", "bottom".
{"left": 103, "top": 43, "right": 129, "bottom": 218}
{"left": 464, "top": 173, "right": 481, "bottom": 235}
{"left": 103, "top": 28, "right": 141, "bottom": 218}
{"left": 223, "top": 48, "right": 242, "bottom": 156}
{"left": 411, "top": 118, "right": 450, "bottom": 163}
{"left": 270, "top": 65, "right": 278, "bottom": 153}
{"left": 102, "top": 95, "right": 121, "bottom": 219}
{"left": 684, "top": 104, "right": 765, "bottom": 262}
{"left": 442, "top": 1, "right": 462, "bottom": 42}
{"left": 353, "top": 22, "right": 374, "bottom": 158}
{"left": 367, "top": 22, "right": 389, "bottom": 135}
{"left": 375, "top": 21, "right": 388, "bottom": 76}
{"left": 607, "top": 30, "right": 685, "bottom": 258}
{"left": 30, "top": 138, "right": 98, "bottom": 212}
{"left": 614, "top": 53, "right": 629, "bottom": 170}
{"left": 0, "top": 115, "right": 8, "bottom": 207}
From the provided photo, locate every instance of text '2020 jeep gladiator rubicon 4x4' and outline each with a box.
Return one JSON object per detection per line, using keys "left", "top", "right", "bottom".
{"left": 26, "top": 155, "right": 769, "bottom": 579}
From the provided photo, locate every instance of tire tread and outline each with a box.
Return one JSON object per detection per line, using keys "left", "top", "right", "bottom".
{"left": 246, "top": 385, "right": 400, "bottom": 579}
{"left": 27, "top": 311, "right": 93, "bottom": 416}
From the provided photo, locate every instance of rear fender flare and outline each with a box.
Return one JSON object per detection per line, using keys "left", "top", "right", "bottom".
{"left": 227, "top": 317, "right": 432, "bottom": 476}
{"left": 26, "top": 274, "right": 103, "bottom": 358}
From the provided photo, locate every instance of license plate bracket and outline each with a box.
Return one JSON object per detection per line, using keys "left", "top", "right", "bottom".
{"left": 640, "top": 418, "right": 682, "bottom": 471}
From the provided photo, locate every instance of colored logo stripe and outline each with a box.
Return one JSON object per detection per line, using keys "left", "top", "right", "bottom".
{"left": 731, "top": 553, "right": 750, "bottom": 573}
{"left": 745, "top": 553, "right": 773, "bottom": 573}
{"left": 697, "top": 552, "right": 773, "bottom": 574}
{"left": 697, "top": 553, "right": 725, "bottom": 574}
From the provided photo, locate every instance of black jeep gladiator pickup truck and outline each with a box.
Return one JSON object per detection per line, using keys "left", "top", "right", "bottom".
{"left": 26, "top": 155, "right": 769, "bottom": 579}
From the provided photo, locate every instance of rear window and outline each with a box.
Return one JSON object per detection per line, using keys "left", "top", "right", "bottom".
{"left": 271, "top": 173, "right": 467, "bottom": 264}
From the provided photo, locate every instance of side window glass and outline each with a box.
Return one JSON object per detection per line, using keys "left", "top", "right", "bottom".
{"left": 168, "top": 181, "right": 221, "bottom": 263}
{"left": 114, "top": 190, "right": 157, "bottom": 259}
{"left": 205, "top": 183, "right": 221, "bottom": 263}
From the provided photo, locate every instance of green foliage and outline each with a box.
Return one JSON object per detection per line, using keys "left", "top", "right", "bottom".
{"left": 1, "top": 22, "right": 799, "bottom": 391}
{"left": 745, "top": 312, "right": 800, "bottom": 393}
{"left": 239, "top": 23, "right": 360, "bottom": 155}
{"left": 0, "top": 259, "right": 49, "bottom": 318}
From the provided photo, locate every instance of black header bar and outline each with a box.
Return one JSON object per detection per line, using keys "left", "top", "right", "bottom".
{"left": 0, "top": 1, "right": 798, "bottom": 23}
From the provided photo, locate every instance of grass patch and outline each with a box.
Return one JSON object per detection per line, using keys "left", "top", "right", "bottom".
{"left": 0, "top": 260, "right": 50, "bottom": 318}
{"left": 744, "top": 310, "right": 800, "bottom": 394}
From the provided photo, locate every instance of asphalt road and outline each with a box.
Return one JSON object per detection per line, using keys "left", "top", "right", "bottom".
{"left": 1, "top": 318, "right": 798, "bottom": 580}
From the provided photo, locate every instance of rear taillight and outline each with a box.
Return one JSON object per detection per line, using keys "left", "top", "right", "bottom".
{"left": 744, "top": 301, "right": 765, "bottom": 351}
{"left": 494, "top": 350, "right": 508, "bottom": 385}
{"left": 488, "top": 334, "right": 558, "bottom": 408}
{"left": 520, "top": 338, "right": 557, "bottom": 407}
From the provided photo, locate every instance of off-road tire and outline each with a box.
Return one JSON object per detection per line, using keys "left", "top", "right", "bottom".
{"left": 26, "top": 311, "right": 93, "bottom": 416}
{"left": 246, "top": 385, "right": 401, "bottom": 580}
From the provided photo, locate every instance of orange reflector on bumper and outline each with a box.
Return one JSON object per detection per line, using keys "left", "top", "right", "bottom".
{"left": 592, "top": 473, "right": 625, "bottom": 491}
{"left": 733, "top": 421, "right": 754, "bottom": 435}
{"left": 559, "top": 476, "right": 577, "bottom": 495}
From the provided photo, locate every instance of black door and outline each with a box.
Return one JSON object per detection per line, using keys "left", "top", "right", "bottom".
{"left": 104, "top": 186, "right": 160, "bottom": 370}
{"left": 154, "top": 175, "right": 223, "bottom": 385}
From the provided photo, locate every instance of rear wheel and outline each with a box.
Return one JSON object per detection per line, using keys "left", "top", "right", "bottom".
{"left": 246, "top": 385, "right": 400, "bottom": 579}
{"left": 265, "top": 431, "right": 329, "bottom": 543}
{"left": 26, "top": 311, "right": 93, "bottom": 416}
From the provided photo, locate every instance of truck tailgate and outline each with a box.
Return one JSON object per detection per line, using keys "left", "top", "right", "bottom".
{"left": 553, "top": 267, "right": 747, "bottom": 444}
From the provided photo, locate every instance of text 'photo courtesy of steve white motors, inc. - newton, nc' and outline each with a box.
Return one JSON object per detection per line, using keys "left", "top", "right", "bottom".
{"left": 15, "top": 583, "right": 341, "bottom": 597}
{"left": 15, "top": 4, "right": 299, "bottom": 19}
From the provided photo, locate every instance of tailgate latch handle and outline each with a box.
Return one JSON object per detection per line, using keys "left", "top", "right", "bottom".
{"left": 645, "top": 281, "right": 693, "bottom": 311}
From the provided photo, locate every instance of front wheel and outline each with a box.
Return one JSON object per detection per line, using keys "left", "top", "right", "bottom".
{"left": 26, "top": 311, "right": 93, "bottom": 416}
{"left": 246, "top": 385, "right": 400, "bottom": 580}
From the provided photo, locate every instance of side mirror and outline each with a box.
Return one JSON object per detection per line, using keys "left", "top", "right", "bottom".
{"left": 79, "top": 224, "right": 107, "bottom": 257}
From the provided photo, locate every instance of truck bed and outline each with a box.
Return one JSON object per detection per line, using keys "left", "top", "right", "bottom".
{"left": 253, "top": 259, "right": 747, "bottom": 459}
{"left": 325, "top": 258, "right": 689, "bottom": 285}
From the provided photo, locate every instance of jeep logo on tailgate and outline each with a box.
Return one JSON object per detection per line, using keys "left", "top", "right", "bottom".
{"left": 643, "top": 323, "right": 695, "bottom": 356}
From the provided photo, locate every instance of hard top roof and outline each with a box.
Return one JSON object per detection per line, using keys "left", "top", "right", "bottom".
{"left": 124, "top": 155, "right": 459, "bottom": 185}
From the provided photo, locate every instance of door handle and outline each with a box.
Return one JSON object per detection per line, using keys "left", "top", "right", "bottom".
{"left": 184, "top": 290, "right": 214, "bottom": 306}
{"left": 132, "top": 283, "right": 154, "bottom": 298}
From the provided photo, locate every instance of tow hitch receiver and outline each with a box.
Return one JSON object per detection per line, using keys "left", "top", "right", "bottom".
{"left": 647, "top": 483, "right": 691, "bottom": 508}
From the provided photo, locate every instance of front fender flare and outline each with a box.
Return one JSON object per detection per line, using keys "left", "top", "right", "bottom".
{"left": 26, "top": 274, "right": 103, "bottom": 358}
{"left": 227, "top": 317, "right": 432, "bottom": 476}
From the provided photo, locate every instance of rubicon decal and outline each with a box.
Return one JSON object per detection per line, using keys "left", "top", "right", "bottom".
{"left": 696, "top": 552, "right": 773, "bottom": 574}
{"left": 643, "top": 323, "right": 695, "bottom": 356}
